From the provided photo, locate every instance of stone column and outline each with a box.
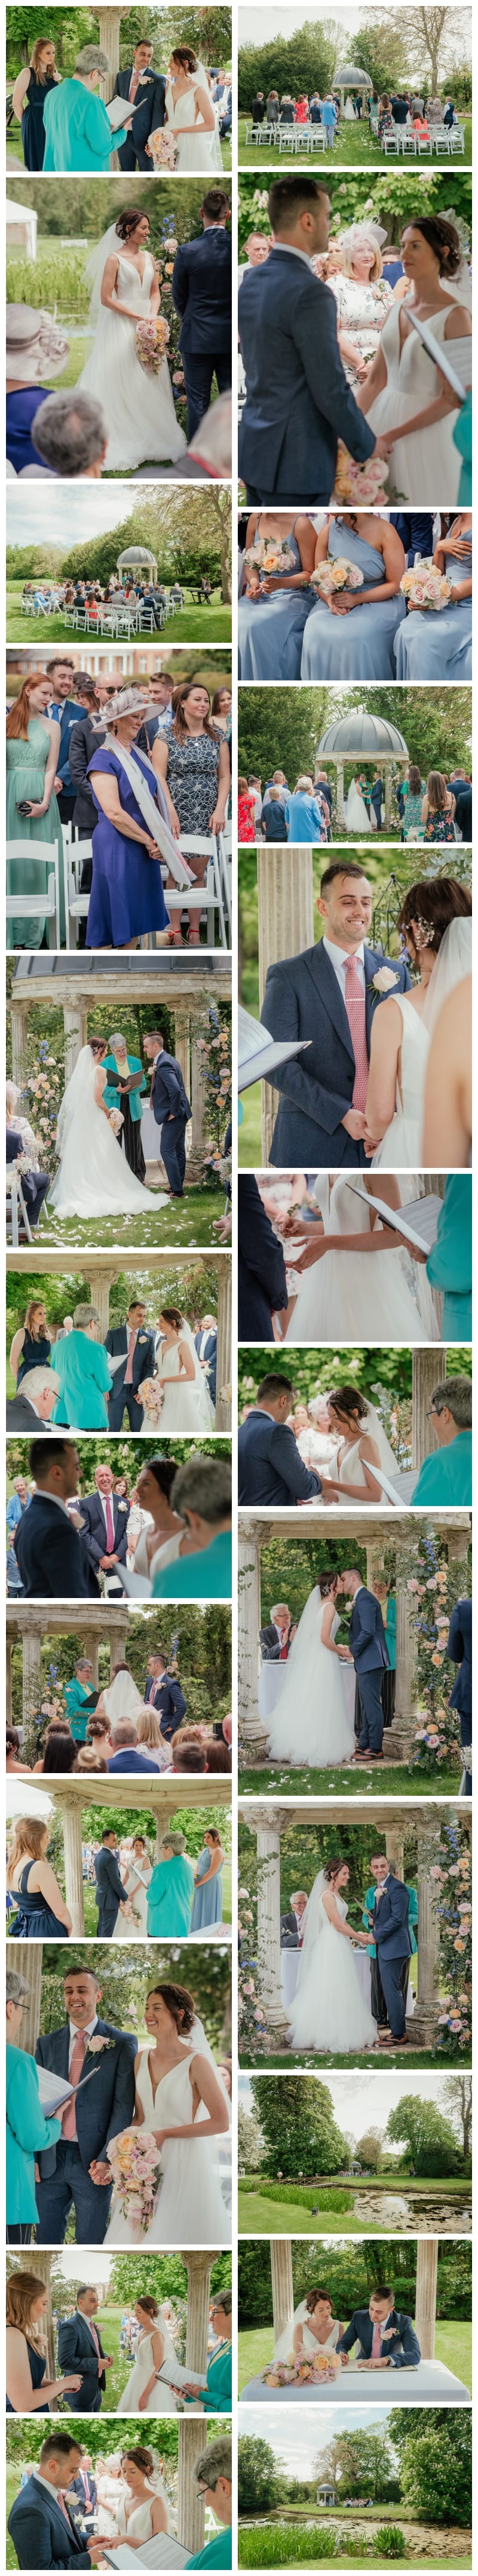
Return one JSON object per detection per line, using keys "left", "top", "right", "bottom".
{"left": 62, "top": 1794, "right": 85, "bottom": 1938}
{"left": 389, "top": 1542, "right": 416, "bottom": 1761}
{"left": 413, "top": 1817, "right": 440, "bottom": 2047}
{"left": 271, "top": 2239, "right": 294, "bottom": 2343}
{"left": 87, "top": 1265, "right": 117, "bottom": 1342}
{"left": 246, "top": 1805, "right": 288, "bottom": 2033}
{"left": 257, "top": 849, "right": 314, "bottom": 1163}
{"left": 415, "top": 2238, "right": 437, "bottom": 2360}
{"left": 96, "top": 4, "right": 128, "bottom": 167}
{"left": 10, "top": 1004, "right": 29, "bottom": 1088}
{"left": 155, "top": 1806, "right": 175, "bottom": 1860}
{"left": 412, "top": 1348, "right": 446, "bottom": 1469}
{"left": 335, "top": 762, "right": 344, "bottom": 826}
{"left": 6, "top": 1638, "right": 13, "bottom": 1727}
{"left": 365, "top": 1542, "right": 383, "bottom": 1591}
{"left": 384, "top": 769, "right": 392, "bottom": 827}
{"left": 177, "top": 2418, "right": 207, "bottom": 2557}
{"left": 238, "top": 1522, "right": 268, "bottom": 1759}
{"left": 27, "top": 2250, "right": 55, "bottom": 2378}
{"left": 446, "top": 1523, "right": 471, "bottom": 1575}
{"left": 63, "top": 1003, "right": 89, "bottom": 1084}
{"left": 190, "top": 1018, "right": 206, "bottom": 1175}
{"left": 22, "top": 1622, "right": 43, "bottom": 1734}
{"left": 385, "top": 1823, "right": 405, "bottom": 1881}
{"left": 82, "top": 1630, "right": 100, "bottom": 1687}
{"left": 13, "top": 1941, "right": 42, "bottom": 2054}
{"left": 108, "top": 1618, "right": 129, "bottom": 1670}
{"left": 215, "top": 1261, "right": 231, "bottom": 1431}
{"left": 182, "top": 2249, "right": 217, "bottom": 2371}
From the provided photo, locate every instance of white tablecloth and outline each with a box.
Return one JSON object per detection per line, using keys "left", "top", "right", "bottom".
{"left": 240, "top": 2357, "right": 470, "bottom": 2405}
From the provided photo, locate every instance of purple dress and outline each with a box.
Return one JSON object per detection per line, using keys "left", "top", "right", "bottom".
{"left": 86, "top": 745, "right": 170, "bottom": 947}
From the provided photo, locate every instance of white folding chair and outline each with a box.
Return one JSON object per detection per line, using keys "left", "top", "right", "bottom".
{"left": 449, "top": 125, "right": 465, "bottom": 154}
{"left": 7, "top": 1172, "right": 33, "bottom": 1246}
{"left": 218, "top": 830, "right": 232, "bottom": 941}
{"left": 158, "top": 833, "right": 228, "bottom": 949}
{"left": 7, "top": 842, "right": 61, "bottom": 950}
{"left": 63, "top": 837, "right": 91, "bottom": 946}
{"left": 137, "top": 605, "right": 156, "bottom": 633}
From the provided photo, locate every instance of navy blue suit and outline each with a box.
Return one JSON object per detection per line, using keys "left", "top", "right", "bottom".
{"left": 261, "top": 939, "right": 412, "bottom": 1167}
{"left": 79, "top": 1488, "right": 130, "bottom": 1566}
{"left": 151, "top": 1048, "right": 191, "bottom": 1198}
{"left": 94, "top": 1845, "right": 129, "bottom": 1935}
{"left": 238, "top": 247, "right": 376, "bottom": 504}
{"left": 348, "top": 1585, "right": 389, "bottom": 1755}
{"left": 172, "top": 227, "right": 232, "bottom": 440}
{"left": 144, "top": 1674, "right": 187, "bottom": 1738}
{"left": 238, "top": 1174, "right": 288, "bottom": 1341}
{"left": 65, "top": 2472, "right": 97, "bottom": 2532}
{"left": 372, "top": 1874, "right": 412, "bottom": 2040}
{"left": 336, "top": 2307, "right": 420, "bottom": 2369}
{"left": 47, "top": 695, "right": 85, "bottom": 818}
{"left": 105, "top": 1323, "right": 157, "bottom": 1431}
{"left": 35, "top": 2015, "right": 136, "bottom": 2244}
{"left": 238, "top": 1407, "right": 321, "bottom": 1506}
{"left": 14, "top": 1494, "right": 100, "bottom": 1600}
{"left": 194, "top": 1327, "right": 217, "bottom": 1406}
{"left": 58, "top": 2310, "right": 106, "bottom": 2412}
{"left": 8, "top": 2474, "right": 91, "bottom": 2569}
{"left": 390, "top": 512, "right": 433, "bottom": 566}
{"left": 448, "top": 1597, "right": 472, "bottom": 1793}
{"left": 112, "top": 65, "right": 166, "bottom": 167}
{"left": 107, "top": 1746, "right": 157, "bottom": 1772}
{"left": 369, "top": 778, "right": 384, "bottom": 832}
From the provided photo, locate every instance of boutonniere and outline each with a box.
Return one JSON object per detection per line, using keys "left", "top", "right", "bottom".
{"left": 117, "top": 1500, "right": 127, "bottom": 1513}
{"left": 138, "top": 1332, "right": 148, "bottom": 1343}
{"left": 367, "top": 967, "right": 399, "bottom": 1005}
{"left": 87, "top": 2035, "right": 115, "bottom": 2057}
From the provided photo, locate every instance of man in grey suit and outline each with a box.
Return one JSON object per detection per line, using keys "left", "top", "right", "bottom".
{"left": 238, "top": 172, "right": 393, "bottom": 504}
{"left": 261, "top": 860, "right": 412, "bottom": 1168}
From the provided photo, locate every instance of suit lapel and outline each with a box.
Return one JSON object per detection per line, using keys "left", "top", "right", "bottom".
{"left": 307, "top": 944, "right": 356, "bottom": 1066}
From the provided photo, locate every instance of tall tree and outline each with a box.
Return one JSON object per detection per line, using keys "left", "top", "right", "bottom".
{"left": 389, "top": 2411, "right": 471, "bottom": 2526}
{"left": 361, "top": 5, "right": 471, "bottom": 88}
{"left": 238, "top": 2104, "right": 263, "bottom": 2170}
{"left": 441, "top": 2072, "right": 472, "bottom": 2160}
{"left": 238, "top": 2436, "right": 282, "bottom": 2513}
{"left": 249, "top": 2072, "right": 347, "bottom": 2176}
{"left": 386, "top": 2094, "right": 461, "bottom": 2175}
{"left": 317, "top": 2426, "right": 394, "bottom": 2503}
{"left": 356, "top": 2129, "right": 384, "bottom": 2173}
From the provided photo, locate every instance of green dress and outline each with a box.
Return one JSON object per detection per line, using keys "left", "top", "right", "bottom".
{"left": 146, "top": 1853, "right": 194, "bottom": 1938}
{"left": 7, "top": 2044, "right": 60, "bottom": 2227}
{"left": 153, "top": 1532, "right": 232, "bottom": 1599}
{"left": 64, "top": 1676, "right": 97, "bottom": 1743}
{"left": 384, "top": 1593, "right": 396, "bottom": 1672}
{"left": 413, "top": 1431, "right": 472, "bottom": 1507}
{"left": 7, "top": 719, "right": 63, "bottom": 949}
{"left": 425, "top": 1176, "right": 472, "bottom": 1340}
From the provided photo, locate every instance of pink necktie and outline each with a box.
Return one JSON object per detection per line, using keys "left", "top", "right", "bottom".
{"left": 372, "top": 2322, "right": 382, "bottom": 2357}
{"left": 345, "top": 955, "right": 369, "bottom": 1112}
{"left": 105, "top": 1495, "right": 115, "bottom": 1549}
{"left": 57, "top": 2494, "right": 75, "bottom": 2529}
{"left": 129, "top": 70, "right": 139, "bottom": 100}
{"left": 87, "top": 2321, "right": 100, "bottom": 2360}
{"left": 61, "top": 2029, "right": 85, "bottom": 2138}
{"left": 124, "top": 1329, "right": 136, "bottom": 1387}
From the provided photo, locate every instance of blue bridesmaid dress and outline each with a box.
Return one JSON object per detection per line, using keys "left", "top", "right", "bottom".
{"left": 301, "top": 518, "right": 406, "bottom": 680}
{"left": 7, "top": 2340, "right": 49, "bottom": 2411}
{"left": 191, "top": 1848, "right": 223, "bottom": 1931}
{"left": 238, "top": 517, "right": 315, "bottom": 680}
{"left": 9, "top": 1862, "right": 66, "bottom": 1940}
{"left": 394, "top": 530, "right": 472, "bottom": 681}
{"left": 87, "top": 746, "right": 170, "bottom": 948}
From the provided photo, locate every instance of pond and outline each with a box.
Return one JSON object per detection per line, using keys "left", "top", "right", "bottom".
{"left": 353, "top": 2188, "right": 471, "bottom": 2234}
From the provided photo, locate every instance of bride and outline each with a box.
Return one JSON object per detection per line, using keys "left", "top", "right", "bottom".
{"left": 266, "top": 1576, "right": 356, "bottom": 1768}
{"left": 344, "top": 773, "right": 371, "bottom": 832}
{"left": 284, "top": 1173, "right": 439, "bottom": 1344}
{"left": 115, "top": 1836, "right": 152, "bottom": 1938}
{"left": 106, "top": 2446, "right": 174, "bottom": 2543}
{"left": 140, "top": 1309, "right": 216, "bottom": 1434}
{"left": 288, "top": 1860, "right": 376, "bottom": 2052}
{"left": 320, "top": 1386, "right": 398, "bottom": 1504}
{"left": 272, "top": 2286, "right": 344, "bottom": 2366}
{"left": 105, "top": 1980, "right": 231, "bottom": 2246}
{"left": 78, "top": 208, "right": 186, "bottom": 472}
{"left": 163, "top": 45, "right": 219, "bottom": 170}
{"left": 357, "top": 215, "right": 471, "bottom": 505}
{"left": 365, "top": 882, "right": 473, "bottom": 1166}
{"left": 117, "top": 2296, "right": 179, "bottom": 2414}
{"left": 49, "top": 1045, "right": 169, "bottom": 1219}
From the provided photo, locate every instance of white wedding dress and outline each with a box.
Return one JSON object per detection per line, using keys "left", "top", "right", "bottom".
{"left": 78, "top": 248, "right": 186, "bottom": 471}
{"left": 288, "top": 1877, "right": 376, "bottom": 2053}
{"left": 117, "top": 2320, "right": 178, "bottom": 2414}
{"left": 114, "top": 2483, "right": 174, "bottom": 2539}
{"left": 166, "top": 69, "right": 223, "bottom": 170}
{"left": 266, "top": 1587, "right": 355, "bottom": 1767}
{"left": 50, "top": 1050, "right": 168, "bottom": 1219}
{"left": 367, "top": 302, "right": 468, "bottom": 503}
{"left": 273, "top": 2302, "right": 341, "bottom": 2365}
{"left": 148, "top": 1332, "right": 216, "bottom": 1434}
{"left": 344, "top": 781, "right": 372, "bottom": 831}
{"left": 373, "top": 919, "right": 472, "bottom": 1166}
{"left": 114, "top": 1856, "right": 152, "bottom": 1937}
{"left": 336, "top": 1401, "right": 397, "bottom": 1496}
{"left": 287, "top": 1174, "right": 437, "bottom": 1342}
{"left": 105, "top": 2046, "right": 231, "bottom": 2245}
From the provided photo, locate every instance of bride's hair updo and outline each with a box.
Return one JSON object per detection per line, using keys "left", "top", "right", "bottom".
{"left": 403, "top": 214, "right": 461, "bottom": 276}
{"left": 136, "top": 2296, "right": 160, "bottom": 2319}
{"left": 305, "top": 2286, "right": 333, "bottom": 2312}
{"left": 115, "top": 208, "right": 148, "bottom": 242}
{"left": 397, "top": 877, "right": 471, "bottom": 956}
{"left": 320, "top": 1571, "right": 341, "bottom": 1596}
{"left": 170, "top": 44, "right": 197, "bottom": 70}
{"left": 146, "top": 1980, "right": 195, "bottom": 2031}
{"left": 121, "top": 2446, "right": 155, "bottom": 2476}
{"left": 327, "top": 1385, "right": 368, "bottom": 1426}
{"left": 323, "top": 1859, "right": 345, "bottom": 1886}
{"left": 160, "top": 1307, "right": 185, "bottom": 1331}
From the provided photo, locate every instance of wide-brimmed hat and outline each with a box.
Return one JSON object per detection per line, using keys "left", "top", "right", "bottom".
{"left": 7, "top": 305, "right": 70, "bottom": 382}
{"left": 91, "top": 686, "right": 152, "bottom": 727}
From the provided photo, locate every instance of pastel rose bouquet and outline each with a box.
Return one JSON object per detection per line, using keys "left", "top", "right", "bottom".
{"left": 106, "top": 2126, "right": 162, "bottom": 2232}
{"left": 263, "top": 2350, "right": 342, "bottom": 2388}
{"left": 244, "top": 538, "right": 297, "bottom": 580}
{"left": 135, "top": 317, "right": 170, "bottom": 375}
{"left": 400, "top": 560, "right": 452, "bottom": 612}
{"left": 146, "top": 128, "right": 177, "bottom": 169}
{"left": 311, "top": 557, "right": 364, "bottom": 596}
{"left": 333, "top": 441, "right": 389, "bottom": 503}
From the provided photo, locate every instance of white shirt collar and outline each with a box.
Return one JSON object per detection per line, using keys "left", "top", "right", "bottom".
{"left": 69, "top": 2013, "right": 97, "bottom": 2046}
{"left": 273, "top": 241, "right": 312, "bottom": 267}
{"left": 32, "top": 2471, "right": 68, "bottom": 2502}
{"left": 323, "top": 934, "right": 365, "bottom": 979}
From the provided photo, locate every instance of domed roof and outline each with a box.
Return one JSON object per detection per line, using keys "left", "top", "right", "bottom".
{"left": 317, "top": 707, "right": 409, "bottom": 756}
{"left": 117, "top": 545, "right": 157, "bottom": 566}
{"left": 334, "top": 62, "right": 369, "bottom": 84}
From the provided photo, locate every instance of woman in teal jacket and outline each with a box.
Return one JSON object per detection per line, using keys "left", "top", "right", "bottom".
{"left": 146, "top": 1833, "right": 194, "bottom": 1938}
{"left": 183, "top": 2292, "right": 232, "bottom": 2413}
{"left": 7, "top": 1969, "right": 61, "bottom": 2241}
{"left": 42, "top": 47, "right": 128, "bottom": 172}
{"left": 52, "top": 1303, "right": 112, "bottom": 1431}
{"left": 425, "top": 1174, "right": 471, "bottom": 1342}
{"left": 100, "top": 1036, "right": 147, "bottom": 1185}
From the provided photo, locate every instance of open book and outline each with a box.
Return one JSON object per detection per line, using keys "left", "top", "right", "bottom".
{"left": 406, "top": 306, "right": 471, "bottom": 401}
{"left": 117, "top": 1566, "right": 151, "bottom": 1600}
{"left": 348, "top": 1186, "right": 442, "bottom": 1255}
{"left": 36, "top": 2062, "right": 102, "bottom": 2117}
{"left": 103, "top": 2540, "right": 188, "bottom": 2569}
{"left": 364, "top": 1462, "right": 419, "bottom": 1505}
{"left": 105, "top": 94, "right": 135, "bottom": 130}
{"left": 157, "top": 2359, "right": 208, "bottom": 2392}
{"left": 238, "top": 1004, "right": 311, "bottom": 1093}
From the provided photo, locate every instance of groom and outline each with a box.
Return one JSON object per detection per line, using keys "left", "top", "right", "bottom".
{"left": 35, "top": 1964, "right": 136, "bottom": 2244}
{"left": 105, "top": 1299, "right": 157, "bottom": 1432}
{"left": 262, "top": 862, "right": 412, "bottom": 1168}
{"left": 112, "top": 39, "right": 166, "bottom": 169}
{"left": 94, "top": 1831, "right": 130, "bottom": 1937}
{"left": 367, "top": 1853, "right": 412, "bottom": 2046}
{"left": 238, "top": 173, "right": 393, "bottom": 504}
{"left": 143, "top": 1028, "right": 191, "bottom": 1200}
{"left": 342, "top": 1569, "right": 389, "bottom": 1759}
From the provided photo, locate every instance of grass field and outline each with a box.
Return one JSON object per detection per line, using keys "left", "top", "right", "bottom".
{"left": 242, "top": 2046, "right": 471, "bottom": 2071}
{"left": 6, "top": 587, "right": 232, "bottom": 647}
{"left": 238, "top": 116, "right": 471, "bottom": 166}
{"left": 238, "top": 1762, "right": 461, "bottom": 1797}
{"left": 238, "top": 2179, "right": 471, "bottom": 2238}
{"left": 7, "top": 126, "right": 232, "bottom": 169}
{"left": 31, "top": 1183, "right": 228, "bottom": 1254}
{"left": 237, "top": 2319, "right": 472, "bottom": 2393}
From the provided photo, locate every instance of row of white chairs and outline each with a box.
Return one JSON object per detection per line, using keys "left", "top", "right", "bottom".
{"left": 7, "top": 824, "right": 232, "bottom": 953}
{"left": 382, "top": 122, "right": 465, "bottom": 155}
{"left": 244, "top": 118, "right": 336, "bottom": 150}
{"left": 20, "top": 594, "right": 182, "bottom": 636}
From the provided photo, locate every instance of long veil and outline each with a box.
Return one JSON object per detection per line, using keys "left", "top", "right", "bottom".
{"left": 83, "top": 224, "right": 124, "bottom": 329}
{"left": 179, "top": 2013, "right": 231, "bottom": 2125}
{"left": 55, "top": 1044, "right": 97, "bottom": 1158}
{"left": 272, "top": 2297, "right": 335, "bottom": 2364}
{"left": 292, "top": 1869, "right": 328, "bottom": 2000}
{"left": 102, "top": 1670, "right": 146, "bottom": 1723}
{"left": 421, "top": 915, "right": 472, "bottom": 1035}
{"left": 361, "top": 1400, "right": 398, "bottom": 1477}
{"left": 179, "top": 1318, "right": 216, "bottom": 1424}
{"left": 265, "top": 1587, "right": 323, "bottom": 1738}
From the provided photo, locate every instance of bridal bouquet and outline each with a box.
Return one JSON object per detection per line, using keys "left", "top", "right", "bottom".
{"left": 400, "top": 560, "right": 452, "bottom": 612}
{"left": 138, "top": 1375, "right": 164, "bottom": 1424}
{"left": 106, "top": 2127, "right": 162, "bottom": 2232}
{"left": 136, "top": 317, "right": 170, "bottom": 375}
{"left": 147, "top": 128, "right": 178, "bottom": 168}
{"left": 244, "top": 537, "right": 297, "bottom": 582}
{"left": 311, "top": 557, "right": 364, "bottom": 596}
{"left": 263, "top": 2350, "right": 342, "bottom": 2388}
{"left": 333, "top": 441, "right": 389, "bottom": 503}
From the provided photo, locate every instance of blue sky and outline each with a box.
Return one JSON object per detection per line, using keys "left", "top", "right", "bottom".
{"left": 239, "top": 2066, "right": 455, "bottom": 2136}
{"left": 7, "top": 482, "right": 142, "bottom": 551}
{"left": 239, "top": 2401, "right": 397, "bottom": 2477}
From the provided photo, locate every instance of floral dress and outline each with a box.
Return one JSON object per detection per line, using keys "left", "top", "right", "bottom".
{"left": 330, "top": 272, "right": 394, "bottom": 389}
{"left": 164, "top": 731, "right": 219, "bottom": 833}
{"left": 238, "top": 791, "right": 257, "bottom": 842}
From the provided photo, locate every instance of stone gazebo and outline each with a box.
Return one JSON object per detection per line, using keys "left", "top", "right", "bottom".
{"left": 7, "top": 1245, "right": 231, "bottom": 1431}
{"left": 333, "top": 60, "right": 370, "bottom": 114}
{"left": 10, "top": 952, "right": 232, "bottom": 1186}
{"left": 6, "top": 1599, "right": 132, "bottom": 1737}
{"left": 9, "top": 1769, "right": 231, "bottom": 1939}
{"left": 271, "top": 2237, "right": 442, "bottom": 2375}
{"left": 238, "top": 1501, "right": 470, "bottom": 1767}
{"left": 239, "top": 1796, "right": 471, "bottom": 2047}
{"left": 316, "top": 707, "right": 409, "bottom": 832}
{"left": 117, "top": 544, "right": 158, "bottom": 587}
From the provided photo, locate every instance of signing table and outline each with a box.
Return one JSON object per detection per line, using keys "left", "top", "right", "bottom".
{"left": 240, "top": 2358, "right": 470, "bottom": 2405}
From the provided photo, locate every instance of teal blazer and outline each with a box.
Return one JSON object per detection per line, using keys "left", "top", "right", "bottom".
{"left": 426, "top": 1177, "right": 472, "bottom": 1341}
{"left": 146, "top": 1853, "right": 194, "bottom": 1939}
{"left": 153, "top": 1532, "right": 232, "bottom": 1599}
{"left": 7, "top": 2045, "right": 61, "bottom": 2225}
{"left": 42, "top": 79, "right": 127, "bottom": 172}
{"left": 413, "top": 1431, "right": 471, "bottom": 1508}
{"left": 102, "top": 1053, "right": 146, "bottom": 1125}
{"left": 384, "top": 1593, "right": 396, "bottom": 1672}
{"left": 363, "top": 1882, "right": 417, "bottom": 1958}
{"left": 185, "top": 2341, "right": 232, "bottom": 2413}
{"left": 53, "top": 1330, "right": 112, "bottom": 1431}
{"left": 187, "top": 2538, "right": 232, "bottom": 2570}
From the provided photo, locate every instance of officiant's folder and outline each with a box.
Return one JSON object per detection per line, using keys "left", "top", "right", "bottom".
{"left": 103, "top": 2538, "right": 188, "bottom": 2568}
{"left": 238, "top": 1004, "right": 311, "bottom": 1092}
{"left": 348, "top": 1186, "right": 442, "bottom": 1255}
{"left": 369, "top": 1464, "right": 419, "bottom": 1506}
{"left": 36, "top": 2063, "right": 102, "bottom": 2116}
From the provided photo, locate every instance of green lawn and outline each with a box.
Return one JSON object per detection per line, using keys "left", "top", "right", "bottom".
{"left": 6, "top": 588, "right": 232, "bottom": 647}
{"left": 238, "top": 2320, "right": 471, "bottom": 2394}
{"left": 238, "top": 116, "right": 471, "bottom": 165}
{"left": 238, "top": 1763, "right": 461, "bottom": 1798}
{"left": 35, "top": 1183, "right": 228, "bottom": 1254}
{"left": 7, "top": 124, "right": 231, "bottom": 170}
{"left": 238, "top": 2181, "right": 471, "bottom": 2238}
{"left": 242, "top": 2048, "right": 471, "bottom": 2072}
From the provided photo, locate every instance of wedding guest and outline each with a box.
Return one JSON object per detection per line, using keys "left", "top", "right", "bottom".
{"left": 45, "top": 658, "right": 87, "bottom": 833}
{"left": 421, "top": 771, "right": 456, "bottom": 841}
{"left": 10, "top": 1299, "right": 51, "bottom": 1392}
{"left": 52, "top": 1305, "right": 112, "bottom": 1433}
{"left": 327, "top": 227, "right": 394, "bottom": 388}
{"left": 238, "top": 1371, "right": 321, "bottom": 1507}
{"left": 188, "top": 2434, "right": 232, "bottom": 2568}
{"left": 152, "top": 1456, "right": 232, "bottom": 1597}
{"left": 8, "top": 2427, "right": 103, "bottom": 2566}
{"left": 173, "top": 1740, "right": 207, "bottom": 1771}
{"left": 302, "top": 513, "right": 406, "bottom": 681}
{"left": 7, "top": 1367, "right": 57, "bottom": 1437}
{"left": 6, "top": 1472, "right": 29, "bottom": 1533}
{"left": 7, "top": 2270, "right": 82, "bottom": 2412}
{"left": 65, "top": 2454, "right": 97, "bottom": 2534}
{"left": 7, "top": 308, "right": 69, "bottom": 474}
{"left": 448, "top": 1596, "right": 472, "bottom": 1795}
{"left": 171, "top": 189, "right": 232, "bottom": 443}
{"left": 35, "top": 1729, "right": 79, "bottom": 1775}
{"left": 191, "top": 1829, "right": 225, "bottom": 1930}
{"left": 412, "top": 1376, "right": 472, "bottom": 1505}
{"left": 205, "top": 1741, "right": 231, "bottom": 1774}
{"left": 107, "top": 1719, "right": 156, "bottom": 1775}
{"left": 7, "top": 1969, "right": 62, "bottom": 2244}
{"left": 11, "top": 37, "right": 60, "bottom": 168}
{"left": 238, "top": 777, "right": 257, "bottom": 840}
{"left": 7, "top": 1728, "right": 30, "bottom": 1777}
{"left": 112, "top": 38, "right": 166, "bottom": 171}
{"left": 7, "top": 1814, "right": 72, "bottom": 1937}
{"left": 7, "top": 677, "right": 62, "bottom": 951}
{"left": 146, "top": 1831, "right": 194, "bottom": 1935}
{"left": 85, "top": 688, "right": 171, "bottom": 951}
{"left": 136, "top": 673, "right": 175, "bottom": 749}
{"left": 238, "top": 510, "right": 317, "bottom": 680}
{"left": 85, "top": 1715, "right": 114, "bottom": 1765}
{"left": 194, "top": 1314, "right": 217, "bottom": 1407}
{"left": 252, "top": 89, "right": 265, "bottom": 121}
{"left": 378, "top": 94, "right": 394, "bottom": 143}
{"left": 284, "top": 776, "right": 328, "bottom": 842}
{"left": 399, "top": 763, "right": 424, "bottom": 838}
{"left": 152, "top": 682, "right": 230, "bottom": 943}
{"left": 422, "top": 975, "right": 471, "bottom": 1167}
{"left": 42, "top": 45, "right": 128, "bottom": 172}
{"left": 28, "top": 390, "right": 107, "bottom": 480}
{"left": 425, "top": 1174, "right": 471, "bottom": 1338}
{"left": 14, "top": 1439, "right": 101, "bottom": 1600}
